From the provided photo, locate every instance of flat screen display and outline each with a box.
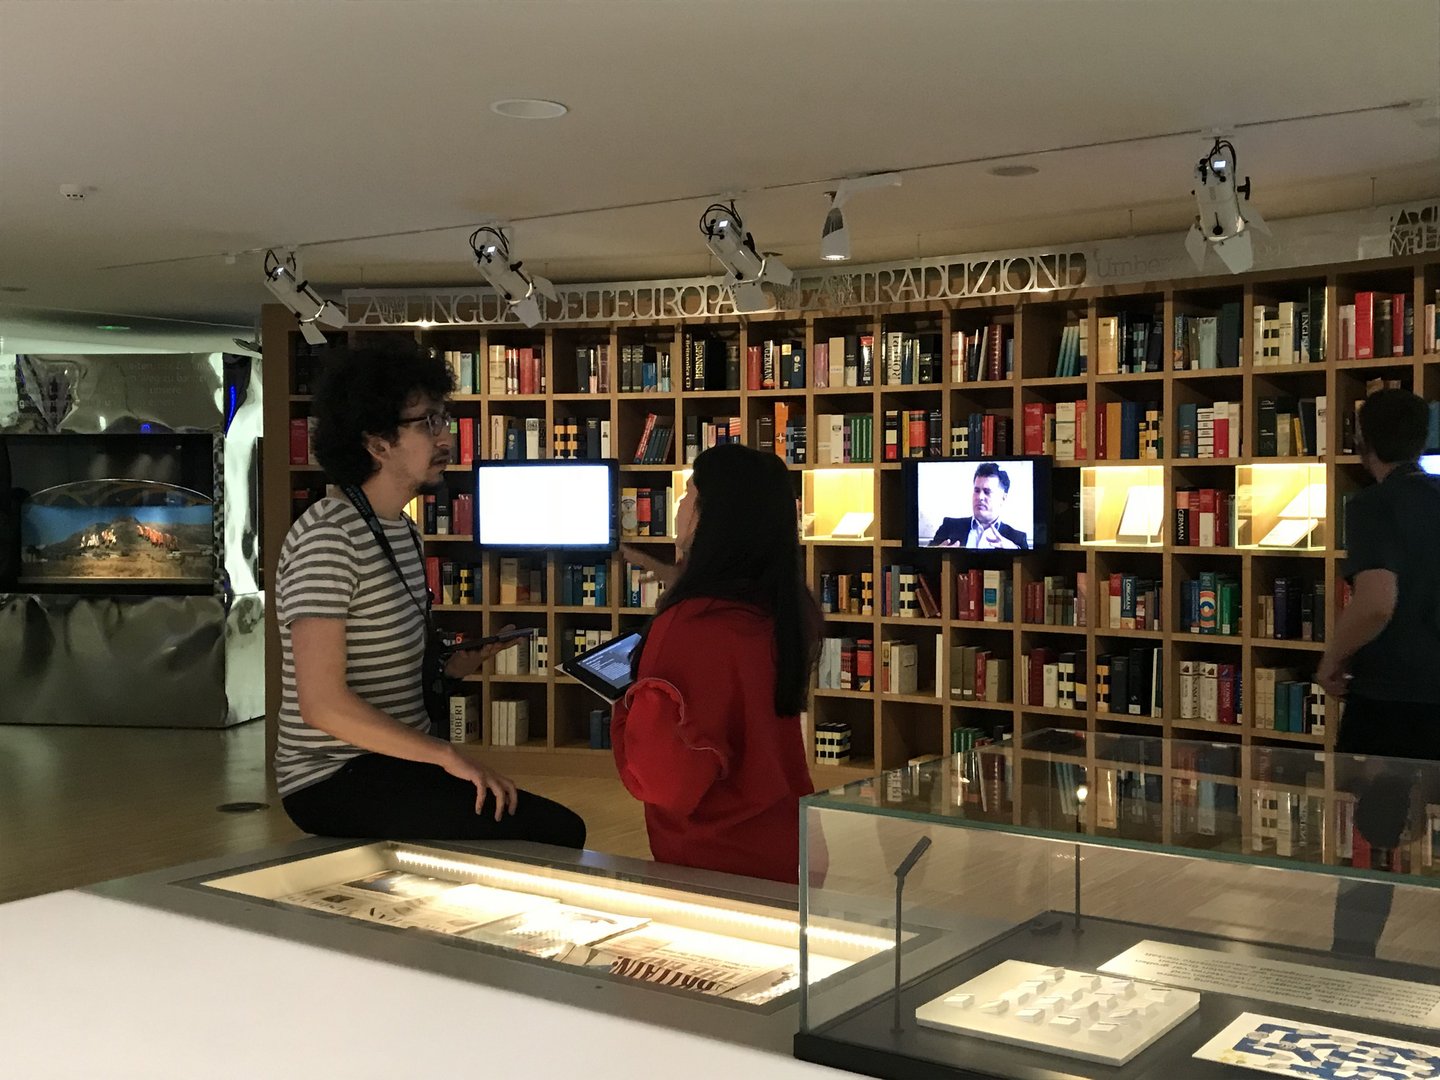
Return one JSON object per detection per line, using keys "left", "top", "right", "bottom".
{"left": 902, "top": 457, "right": 1051, "bottom": 553}
{"left": 474, "top": 460, "right": 618, "bottom": 551}
{"left": 560, "top": 631, "right": 642, "bottom": 703}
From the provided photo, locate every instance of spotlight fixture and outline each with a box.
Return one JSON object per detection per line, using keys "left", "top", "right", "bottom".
{"left": 699, "top": 201, "right": 792, "bottom": 313}
{"left": 468, "top": 226, "right": 558, "bottom": 328}
{"left": 262, "top": 249, "right": 347, "bottom": 346}
{"left": 819, "top": 172, "right": 902, "bottom": 262}
{"left": 1185, "top": 137, "right": 1269, "bottom": 275}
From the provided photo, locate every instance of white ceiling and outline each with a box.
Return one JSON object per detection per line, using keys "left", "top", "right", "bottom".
{"left": 2, "top": 0, "right": 1439, "bottom": 347}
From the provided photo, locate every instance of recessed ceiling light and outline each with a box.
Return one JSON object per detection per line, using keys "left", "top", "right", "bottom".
{"left": 96, "top": 324, "right": 131, "bottom": 331}
{"left": 988, "top": 164, "right": 1039, "bottom": 178}
{"left": 490, "top": 99, "right": 568, "bottom": 120}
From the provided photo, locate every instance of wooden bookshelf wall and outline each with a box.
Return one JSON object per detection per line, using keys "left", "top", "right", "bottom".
{"left": 260, "top": 254, "right": 1440, "bottom": 789}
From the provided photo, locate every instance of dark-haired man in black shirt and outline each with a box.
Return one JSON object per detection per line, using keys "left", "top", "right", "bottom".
{"left": 1318, "top": 388, "right": 1440, "bottom": 955}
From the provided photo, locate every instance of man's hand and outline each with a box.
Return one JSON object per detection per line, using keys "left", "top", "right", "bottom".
{"left": 1316, "top": 652, "right": 1349, "bottom": 699}
{"left": 443, "top": 624, "right": 524, "bottom": 679}
{"left": 977, "top": 524, "right": 1018, "bottom": 550}
{"left": 620, "top": 544, "right": 681, "bottom": 588}
{"left": 440, "top": 746, "right": 519, "bottom": 820}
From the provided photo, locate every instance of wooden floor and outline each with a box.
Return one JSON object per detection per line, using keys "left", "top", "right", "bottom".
{"left": 0, "top": 719, "right": 649, "bottom": 906}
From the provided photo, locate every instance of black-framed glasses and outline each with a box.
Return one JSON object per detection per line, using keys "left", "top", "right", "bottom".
{"left": 396, "top": 410, "right": 453, "bottom": 437}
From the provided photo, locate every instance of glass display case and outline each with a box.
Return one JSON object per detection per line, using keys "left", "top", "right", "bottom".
{"left": 1235, "top": 462, "right": 1327, "bottom": 550}
{"left": 1080, "top": 466, "right": 1164, "bottom": 546}
{"left": 804, "top": 466, "right": 876, "bottom": 542}
{"left": 796, "top": 730, "right": 1440, "bottom": 1079}
{"left": 89, "top": 838, "right": 891, "bottom": 1052}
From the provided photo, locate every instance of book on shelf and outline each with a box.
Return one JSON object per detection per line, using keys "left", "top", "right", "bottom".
{"left": 814, "top": 720, "right": 851, "bottom": 764}
{"left": 1023, "top": 572, "right": 1085, "bottom": 626}
{"left": 498, "top": 557, "right": 546, "bottom": 605}
{"left": 448, "top": 693, "right": 480, "bottom": 743}
{"left": 559, "top": 562, "right": 609, "bottom": 607}
{"left": 879, "top": 640, "right": 919, "bottom": 694}
{"left": 814, "top": 413, "right": 873, "bottom": 463}
{"left": 1051, "top": 320, "right": 1089, "bottom": 377}
{"left": 683, "top": 414, "right": 741, "bottom": 463}
{"left": 618, "top": 486, "right": 671, "bottom": 537}
{"left": 950, "top": 323, "right": 1013, "bottom": 382}
{"left": 880, "top": 330, "right": 942, "bottom": 385}
{"left": 624, "top": 560, "right": 666, "bottom": 609}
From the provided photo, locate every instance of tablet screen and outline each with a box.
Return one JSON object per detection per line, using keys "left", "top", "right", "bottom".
{"left": 563, "top": 632, "right": 642, "bottom": 702}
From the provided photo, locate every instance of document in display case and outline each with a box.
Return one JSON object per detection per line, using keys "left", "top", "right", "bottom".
{"left": 87, "top": 838, "right": 893, "bottom": 1052}
{"left": 794, "top": 730, "right": 1440, "bottom": 1080}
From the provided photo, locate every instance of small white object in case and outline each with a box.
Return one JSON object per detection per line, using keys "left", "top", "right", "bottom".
{"left": 914, "top": 959, "right": 1200, "bottom": 1066}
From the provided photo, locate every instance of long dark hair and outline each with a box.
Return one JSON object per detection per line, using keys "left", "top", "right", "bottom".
{"left": 632, "top": 443, "right": 820, "bottom": 716}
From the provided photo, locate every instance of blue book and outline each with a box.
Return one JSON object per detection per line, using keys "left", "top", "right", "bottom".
{"left": 1120, "top": 401, "right": 1141, "bottom": 459}
{"left": 1177, "top": 402, "right": 1199, "bottom": 457}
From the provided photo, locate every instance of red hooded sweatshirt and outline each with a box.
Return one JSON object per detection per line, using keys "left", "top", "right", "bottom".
{"left": 611, "top": 597, "right": 814, "bottom": 884}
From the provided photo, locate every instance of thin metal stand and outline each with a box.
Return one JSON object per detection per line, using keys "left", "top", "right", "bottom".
{"left": 890, "top": 836, "right": 932, "bottom": 1035}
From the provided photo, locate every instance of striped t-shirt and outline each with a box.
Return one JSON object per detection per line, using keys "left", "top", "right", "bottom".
{"left": 273, "top": 495, "right": 430, "bottom": 797}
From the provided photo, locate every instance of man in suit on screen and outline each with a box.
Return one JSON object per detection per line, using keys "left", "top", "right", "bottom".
{"left": 929, "top": 461, "right": 1029, "bottom": 550}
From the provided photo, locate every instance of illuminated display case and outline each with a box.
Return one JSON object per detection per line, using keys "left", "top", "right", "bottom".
{"left": 804, "top": 467, "right": 876, "bottom": 542}
{"left": 1234, "top": 463, "right": 1327, "bottom": 550}
{"left": 1080, "top": 466, "right": 1164, "bottom": 547}
{"left": 89, "top": 839, "right": 891, "bottom": 1052}
{"left": 795, "top": 731, "right": 1440, "bottom": 1079}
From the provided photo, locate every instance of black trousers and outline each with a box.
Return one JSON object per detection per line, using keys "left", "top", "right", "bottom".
{"left": 1331, "top": 696, "right": 1440, "bottom": 957}
{"left": 283, "top": 753, "right": 586, "bottom": 848}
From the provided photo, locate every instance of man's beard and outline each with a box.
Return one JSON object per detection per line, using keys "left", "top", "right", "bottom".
{"left": 417, "top": 457, "right": 450, "bottom": 495}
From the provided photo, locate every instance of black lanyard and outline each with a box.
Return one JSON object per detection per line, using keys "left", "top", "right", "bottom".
{"left": 341, "top": 484, "right": 432, "bottom": 627}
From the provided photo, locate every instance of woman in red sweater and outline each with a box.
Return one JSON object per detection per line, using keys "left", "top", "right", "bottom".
{"left": 614, "top": 443, "right": 821, "bottom": 884}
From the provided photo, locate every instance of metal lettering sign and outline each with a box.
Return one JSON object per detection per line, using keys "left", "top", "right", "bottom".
{"left": 343, "top": 198, "right": 1439, "bottom": 328}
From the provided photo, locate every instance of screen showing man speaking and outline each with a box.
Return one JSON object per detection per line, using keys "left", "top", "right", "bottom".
{"left": 914, "top": 459, "right": 1037, "bottom": 551}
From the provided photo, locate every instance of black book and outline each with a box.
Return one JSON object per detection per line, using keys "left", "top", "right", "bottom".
{"left": 1257, "top": 398, "right": 1278, "bottom": 456}
{"left": 1110, "top": 655, "right": 1129, "bottom": 716}
{"left": 1128, "top": 646, "right": 1151, "bottom": 716}
{"left": 1218, "top": 301, "right": 1242, "bottom": 367}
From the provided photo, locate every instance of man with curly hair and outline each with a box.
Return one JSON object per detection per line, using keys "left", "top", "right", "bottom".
{"left": 274, "top": 342, "right": 585, "bottom": 846}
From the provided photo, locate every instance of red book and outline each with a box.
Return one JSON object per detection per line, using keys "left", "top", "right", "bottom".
{"left": 1096, "top": 404, "right": 1108, "bottom": 459}
{"left": 974, "top": 649, "right": 988, "bottom": 700}
{"left": 459, "top": 420, "right": 475, "bottom": 465}
{"left": 1074, "top": 399, "right": 1088, "bottom": 460}
{"left": 424, "top": 556, "right": 441, "bottom": 601}
{"left": 855, "top": 639, "right": 874, "bottom": 691}
{"left": 1351, "top": 825, "right": 1372, "bottom": 869}
{"left": 968, "top": 569, "right": 983, "bottom": 621}
{"left": 1198, "top": 487, "right": 1217, "bottom": 547}
{"left": 1218, "top": 663, "right": 1237, "bottom": 724}
{"left": 907, "top": 412, "right": 927, "bottom": 457}
{"left": 987, "top": 326, "right": 1004, "bottom": 380}
{"left": 636, "top": 488, "right": 653, "bottom": 533}
{"left": 289, "top": 417, "right": 310, "bottom": 465}
{"left": 1023, "top": 401, "right": 1046, "bottom": 455}
{"left": 1392, "top": 292, "right": 1408, "bottom": 356}
{"left": 747, "top": 344, "right": 762, "bottom": 390}
{"left": 1354, "top": 292, "right": 1375, "bottom": 359}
